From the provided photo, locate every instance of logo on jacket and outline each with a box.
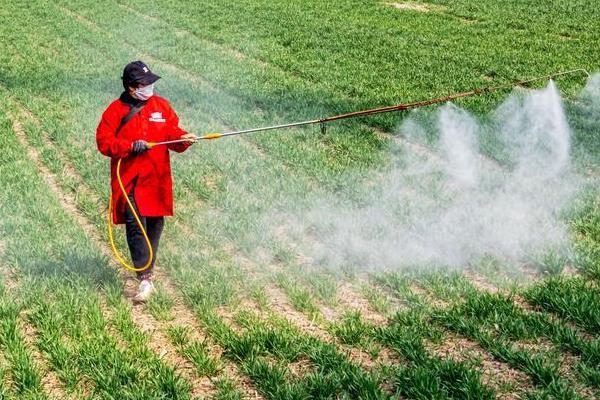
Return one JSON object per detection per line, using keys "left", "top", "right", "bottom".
{"left": 149, "top": 112, "right": 166, "bottom": 122}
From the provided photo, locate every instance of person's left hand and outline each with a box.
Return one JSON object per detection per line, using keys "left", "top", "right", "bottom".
{"left": 181, "top": 133, "right": 198, "bottom": 144}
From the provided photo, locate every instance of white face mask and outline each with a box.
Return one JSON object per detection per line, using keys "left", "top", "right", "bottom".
{"left": 134, "top": 83, "right": 154, "bottom": 100}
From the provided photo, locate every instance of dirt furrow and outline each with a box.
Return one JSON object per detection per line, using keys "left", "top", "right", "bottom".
{"left": 9, "top": 116, "right": 105, "bottom": 250}
{"left": 428, "top": 333, "right": 533, "bottom": 399}
{"left": 130, "top": 301, "right": 217, "bottom": 398}
{"left": 19, "top": 313, "right": 76, "bottom": 400}
{"left": 463, "top": 271, "right": 501, "bottom": 294}
{"left": 330, "top": 282, "right": 388, "bottom": 325}
{"left": 0, "top": 366, "right": 9, "bottom": 395}
{"left": 265, "top": 286, "right": 330, "bottom": 340}
{"left": 264, "top": 285, "right": 381, "bottom": 372}
{"left": 156, "top": 276, "right": 265, "bottom": 399}
{"left": 558, "top": 353, "right": 597, "bottom": 399}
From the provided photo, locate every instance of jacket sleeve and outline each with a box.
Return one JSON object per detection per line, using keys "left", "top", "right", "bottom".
{"left": 96, "top": 106, "right": 133, "bottom": 159}
{"left": 165, "top": 103, "right": 192, "bottom": 153}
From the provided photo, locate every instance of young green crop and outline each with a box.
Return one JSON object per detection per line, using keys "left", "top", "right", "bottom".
{"left": 167, "top": 325, "right": 222, "bottom": 378}
{"left": 1, "top": 1, "right": 599, "bottom": 399}
{"left": 525, "top": 276, "right": 600, "bottom": 334}
{"left": 436, "top": 289, "right": 600, "bottom": 394}
{"left": 375, "top": 309, "right": 495, "bottom": 399}
{"left": 0, "top": 287, "right": 44, "bottom": 398}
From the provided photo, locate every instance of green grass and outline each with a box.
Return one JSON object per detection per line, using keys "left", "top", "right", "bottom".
{"left": 436, "top": 289, "right": 600, "bottom": 395}
{"left": 213, "top": 378, "right": 244, "bottom": 400}
{"left": 0, "top": 285, "right": 44, "bottom": 399}
{"left": 0, "top": 0, "right": 599, "bottom": 398}
{"left": 525, "top": 276, "right": 600, "bottom": 334}
{"left": 146, "top": 282, "right": 176, "bottom": 322}
{"left": 571, "top": 191, "right": 600, "bottom": 278}
{"left": 167, "top": 325, "right": 221, "bottom": 377}
{"left": 376, "top": 309, "right": 495, "bottom": 399}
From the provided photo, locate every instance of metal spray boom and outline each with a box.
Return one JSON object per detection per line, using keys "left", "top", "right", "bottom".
{"left": 150, "top": 68, "right": 590, "bottom": 147}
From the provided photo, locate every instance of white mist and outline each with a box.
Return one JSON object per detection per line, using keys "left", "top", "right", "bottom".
{"left": 262, "top": 80, "right": 592, "bottom": 271}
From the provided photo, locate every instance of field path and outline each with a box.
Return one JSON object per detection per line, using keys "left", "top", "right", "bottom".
{"left": 19, "top": 315, "right": 76, "bottom": 400}
{"left": 9, "top": 115, "right": 98, "bottom": 251}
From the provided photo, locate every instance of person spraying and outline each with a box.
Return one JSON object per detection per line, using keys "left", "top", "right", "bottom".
{"left": 96, "top": 61, "right": 196, "bottom": 301}
{"left": 94, "top": 63, "right": 586, "bottom": 301}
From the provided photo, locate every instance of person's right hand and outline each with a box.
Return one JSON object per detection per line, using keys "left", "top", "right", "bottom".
{"left": 131, "top": 140, "right": 150, "bottom": 155}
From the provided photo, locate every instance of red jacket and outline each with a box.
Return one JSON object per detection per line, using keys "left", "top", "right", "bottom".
{"left": 96, "top": 94, "right": 191, "bottom": 224}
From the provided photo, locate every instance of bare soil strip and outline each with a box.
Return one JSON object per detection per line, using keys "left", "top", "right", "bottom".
{"left": 559, "top": 353, "right": 597, "bottom": 399}
{"left": 10, "top": 116, "right": 101, "bottom": 250}
{"left": 428, "top": 332, "right": 533, "bottom": 398}
{"left": 264, "top": 286, "right": 381, "bottom": 371}
{"left": 383, "top": 2, "right": 480, "bottom": 25}
{"left": 332, "top": 282, "right": 388, "bottom": 325}
{"left": 266, "top": 286, "right": 330, "bottom": 340}
{"left": 383, "top": 2, "right": 434, "bottom": 12}
{"left": 410, "top": 283, "right": 450, "bottom": 308}
{"left": 130, "top": 301, "right": 217, "bottom": 397}
{"left": 463, "top": 271, "right": 501, "bottom": 294}
{"left": 0, "top": 357, "right": 11, "bottom": 396}
{"left": 19, "top": 312, "right": 76, "bottom": 400}
{"left": 154, "top": 274, "right": 264, "bottom": 399}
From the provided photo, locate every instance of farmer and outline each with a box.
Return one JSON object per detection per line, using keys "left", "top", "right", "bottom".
{"left": 96, "top": 60, "right": 196, "bottom": 301}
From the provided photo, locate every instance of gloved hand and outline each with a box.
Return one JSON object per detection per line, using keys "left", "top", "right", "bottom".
{"left": 131, "top": 140, "right": 150, "bottom": 155}
{"left": 180, "top": 133, "right": 198, "bottom": 144}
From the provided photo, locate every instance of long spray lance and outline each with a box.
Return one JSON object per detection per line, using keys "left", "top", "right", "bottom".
{"left": 149, "top": 68, "right": 589, "bottom": 147}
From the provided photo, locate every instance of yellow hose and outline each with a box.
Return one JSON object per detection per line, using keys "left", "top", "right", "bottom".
{"left": 107, "top": 158, "right": 153, "bottom": 272}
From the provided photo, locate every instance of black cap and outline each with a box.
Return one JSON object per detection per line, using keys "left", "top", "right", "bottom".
{"left": 122, "top": 60, "right": 160, "bottom": 87}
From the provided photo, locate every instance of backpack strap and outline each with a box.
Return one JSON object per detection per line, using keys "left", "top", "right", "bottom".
{"left": 115, "top": 101, "right": 147, "bottom": 136}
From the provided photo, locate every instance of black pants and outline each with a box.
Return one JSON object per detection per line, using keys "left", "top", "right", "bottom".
{"left": 124, "top": 191, "right": 164, "bottom": 280}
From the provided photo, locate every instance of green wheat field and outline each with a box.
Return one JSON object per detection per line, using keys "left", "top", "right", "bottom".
{"left": 1, "top": 1, "right": 600, "bottom": 399}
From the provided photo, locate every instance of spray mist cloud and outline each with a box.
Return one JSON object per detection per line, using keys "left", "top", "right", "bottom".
{"left": 261, "top": 79, "right": 597, "bottom": 271}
